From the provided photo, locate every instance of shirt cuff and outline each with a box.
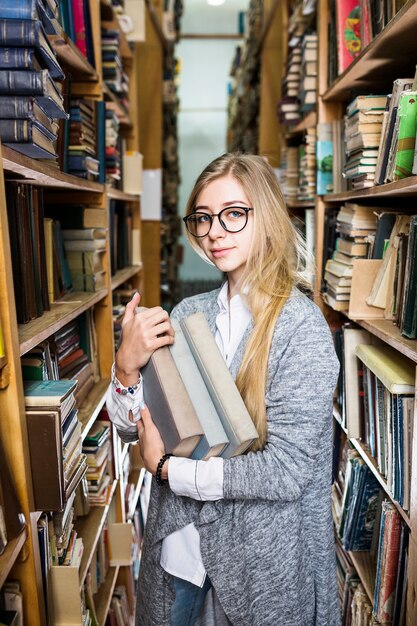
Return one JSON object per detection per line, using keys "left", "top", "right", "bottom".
{"left": 168, "top": 457, "right": 224, "bottom": 501}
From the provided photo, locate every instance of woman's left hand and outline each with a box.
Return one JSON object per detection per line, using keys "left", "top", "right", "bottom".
{"left": 137, "top": 404, "right": 165, "bottom": 475}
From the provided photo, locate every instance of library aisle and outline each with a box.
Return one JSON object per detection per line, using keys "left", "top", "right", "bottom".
{"left": 0, "top": 0, "right": 416, "bottom": 625}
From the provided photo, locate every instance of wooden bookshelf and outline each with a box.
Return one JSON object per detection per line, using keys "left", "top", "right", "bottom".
{"left": 95, "top": 566, "right": 120, "bottom": 626}
{"left": 74, "top": 480, "right": 117, "bottom": 587}
{"left": 2, "top": 147, "right": 104, "bottom": 192}
{"left": 18, "top": 290, "right": 107, "bottom": 356}
{"left": 103, "top": 83, "right": 132, "bottom": 127}
{"left": 48, "top": 31, "right": 99, "bottom": 81}
{"left": 324, "top": 175, "right": 417, "bottom": 201}
{"left": 0, "top": 528, "right": 27, "bottom": 588}
{"left": 111, "top": 265, "right": 143, "bottom": 291}
{"left": 285, "top": 111, "right": 317, "bottom": 136}
{"left": 127, "top": 468, "right": 146, "bottom": 521}
{"left": 106, "top": 188, "right": 140, "bottom": 202}
{"left": 344, "top": 315, "right": 417, "bottom": 363}
{"left": 322, "top": 0, "right": 417, "bottom": 102}
{"left": 287, "top": 201, "right": 315, "bottom": 209}
{"left": 348, "top": 551, "right": 377, "bottom": 603}
{"left": 79, "top": 379, "right": 110, "bottom": 439}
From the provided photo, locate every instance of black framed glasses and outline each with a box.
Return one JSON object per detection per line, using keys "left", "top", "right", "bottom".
{"left": 183, "top": 206, "right": 254, "bottom": 238}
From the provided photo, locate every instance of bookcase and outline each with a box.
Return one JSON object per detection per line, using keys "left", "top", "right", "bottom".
{"left": 0, "top": 0, "right": 164, "bottom": 624}
{"left": 313, "top": 1, "right": 417, "bottom": 624}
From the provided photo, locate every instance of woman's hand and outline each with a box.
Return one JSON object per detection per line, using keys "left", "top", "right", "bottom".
{"left": 115, "top": 292, "right": 175, "bottom": 386}
{"left": 137, "top": 404, "right": 167, "bottom": 476}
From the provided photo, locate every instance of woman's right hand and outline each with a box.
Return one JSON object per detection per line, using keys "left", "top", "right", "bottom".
{"left": 115, "top": 292, "right": 174, "bottom": 385}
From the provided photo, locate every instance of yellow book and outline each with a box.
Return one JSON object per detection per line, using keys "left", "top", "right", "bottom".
{"left": 355, "top": 344, "right": 415, "bottom": 394}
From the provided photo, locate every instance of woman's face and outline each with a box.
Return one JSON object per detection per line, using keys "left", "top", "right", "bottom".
{"left": 195, "top": 174, "right": 254, "bottom": 290}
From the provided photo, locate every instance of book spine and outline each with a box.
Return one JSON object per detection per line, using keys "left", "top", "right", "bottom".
{"left": 0, "top": 69, "right": 44, "bottom": 96}
{"left": 0, "top": 18, "right": 39, "bottom": 46}
{"left": 336, "top": 0, "right": 361, "bottom": 75}
{"left": 0, "top": 120, "right": 31, "bottom": 142}
{"left": 393, "top": 93, "right": 417, "bottom": 180}
{"left": 71, "top": 0, "right": 87, "bottom": 57}
{"left": 0, "top": 0, "right": 36, "bottom": 19}
{"left": 0, "top": 47, "right": 38, "bottom": 69}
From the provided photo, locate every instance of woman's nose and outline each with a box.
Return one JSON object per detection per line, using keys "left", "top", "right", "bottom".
{"left": 208, "top": 214, "right": 225, "bottom": 238}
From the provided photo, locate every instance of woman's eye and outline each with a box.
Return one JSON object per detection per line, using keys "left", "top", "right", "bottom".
{"left": 227, "top": 209, "right": 245, "bottom": 219}
{"left": 197, "top": 214, "right": 211, "bottom": 223}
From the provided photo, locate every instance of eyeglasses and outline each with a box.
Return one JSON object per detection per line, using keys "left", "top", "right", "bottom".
{"left": 183, "top": 206, "right": 254, "bottom": 238}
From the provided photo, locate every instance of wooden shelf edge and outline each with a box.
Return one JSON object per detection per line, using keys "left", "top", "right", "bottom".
{"left": 323, "top": 175, "right": 417, "bottom": 202}
{"left": 79, "top": 378, "right": 111, "bottom": 440}
{"left": 2, "top": 146, "right": 104, "bottom": 192}
{"left": 76, "top": 480, "right": 118, "bottom": 588}
{"left": 106, "top": 187, "right": 141, "bottom": 202}
{"left": 286, "top": 201, "right": 315, "bottom": 209}
{"left": 111, "top": 265, "right": 143, "bottom": 290}
{"left": 348, "top": 551, "right": 376, "bottom": 604}
{"left": 0, "top": 527, "right": 27, "bottom": 588}
{"left": 95, "top": 565, "right": 120, "bottom": 626}
{"left": 19, "top": 290, "right": 108, "bottom": 356}
{"left": 285, "top": 111, "right": 317, "bottom": 135}
{"left": 48, "top": 31, "right": 99, "bottom": 81}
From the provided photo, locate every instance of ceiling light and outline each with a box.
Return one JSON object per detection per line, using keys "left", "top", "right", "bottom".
{"left": 206, "top": 0, "right": 226, "bottom": 6}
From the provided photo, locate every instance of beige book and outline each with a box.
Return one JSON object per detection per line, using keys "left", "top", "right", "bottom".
{"left": 349, "top": 259, "right": 385, "bottom": 320}
{"left": 355, "top": 344, "right": 415, "bottom": 394}
{"left": 343, "top": 327, "right": 372, "bottom": 438}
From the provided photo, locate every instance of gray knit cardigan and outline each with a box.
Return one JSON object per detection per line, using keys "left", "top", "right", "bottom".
{"left": 117, "top": 288, "right": 341, "bottom": 626}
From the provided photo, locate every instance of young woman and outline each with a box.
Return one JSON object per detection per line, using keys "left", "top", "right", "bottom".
{"left": 106, "top": 153, "right": 340, "bottom": 626}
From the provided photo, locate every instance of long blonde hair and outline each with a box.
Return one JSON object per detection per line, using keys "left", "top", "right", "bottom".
{"left": 184, "top": 153, "right": 311, "bottom": 452}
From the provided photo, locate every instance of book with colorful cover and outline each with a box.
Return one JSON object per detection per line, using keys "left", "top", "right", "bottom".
{"left": 336, "top": 0, "right": 361, "bottom": 74}
{"left": 393, "top": 91, "right": 417, "bottom": 180}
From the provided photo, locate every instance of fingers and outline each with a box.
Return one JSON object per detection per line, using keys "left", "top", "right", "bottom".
{"left": 140, "top": 403, "right": 152, "bottom": 426}
{"left": 122, "top": 292, "right": 141, "bottom": 326}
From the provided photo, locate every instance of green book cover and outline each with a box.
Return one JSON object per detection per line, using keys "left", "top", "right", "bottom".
{"left": 393, "top": 92, "right": 417, "bottom": 180}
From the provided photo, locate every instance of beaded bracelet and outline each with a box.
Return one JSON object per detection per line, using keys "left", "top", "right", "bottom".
{"left": 111, "top": 363, "right": 141, "bottom": 396}
{"left": 155, "top": 453, "right": 172, "bottom": 486}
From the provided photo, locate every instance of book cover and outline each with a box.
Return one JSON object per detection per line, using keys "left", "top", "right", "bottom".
{"left": 180, "top": 312, "right": 258, "bottom": 457}
{"left": 355, "top": 344, "right": 415, "bottom": 394}
{"left": 335, "top": 0, "right": 361, "bottom": 74}
{"left": 316, "top": 140, "right": 333, "bottom": 194}
{"left": 393, "top": 91, "right": 417, "bottom": 180}
{"left": 170, "top": 318, "right": 229, "bottom": 460}
{"left": 23, "top": 379, "right": 77, "bottom": 406}
{"left": 400, "top": 215, "right": 417, "bottom": 339}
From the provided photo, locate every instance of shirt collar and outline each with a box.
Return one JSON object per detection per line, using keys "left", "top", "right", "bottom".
{"left": 216, "top": 281, "right": 250, "bottom": 314}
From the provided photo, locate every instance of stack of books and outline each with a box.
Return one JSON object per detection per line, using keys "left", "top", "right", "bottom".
{"left": 281, "top": 146, "right": 299, "bottom": 204}
{"left": 62, "top": 227, "right": 107, "bottom": 292}
{"left": 344, "top": 94, "right": 388, "bottom": 189}
{"left": 101, "top": 26, "right": 126, "bottom": 101}
{"left": 323, "top": 203, "right": 378, "bottom": 310}
{"left": 67, "top": 98, "right": 100, "bottom": 180}
{"left": 83, "top": 421, "right": 113, "bottom": 506}
{"left": 24, "top": 379, "right": 87, "bottom": 511}
{"left": 0, "top": 4, "right": 67, "bottom": 159}
{"left": 299, "top": 34, "right": 317, "bottom": 112}
{"left": 278, "top": 46, "right": 302, "bottom": 126}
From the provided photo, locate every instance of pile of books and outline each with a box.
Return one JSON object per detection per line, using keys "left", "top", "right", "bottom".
{"left": 102, "top": 25, "right": 129, "bottom": 108}
{"left": 343, "top": 94, "right": 387, "bottom": 189}
{"left": 300, "top": 127, "right": 316, "bottom": 201}
{"left": 109, "top": 586, "right": 132, "bottom": 626}
{"left": 323, "top": 203, "right": 378, "bottom": 311}
{"left": 0, "top": 3, "right": 67, "bottom": 159}
{"left": 280, "top": 146, "right": 299, "bottom": 204}
{"left": 299, "top": 34, "right": 317, "bottom": 112}
{"left": 105, "top": 109, "right": 121, "bottom": 186}
{"left": 67, "top": 98, "right": 100, "bottom": 180}
{"left": 278, "top": 46, "right": 302, "bottom": 126}
{"left": 83, "top": 421, "right": 113, "bottom": 506}
{"left": 62, "top": 227, "right": 107, "bottom": 292}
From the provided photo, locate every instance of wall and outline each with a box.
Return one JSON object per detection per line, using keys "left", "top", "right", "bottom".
{"left": 177, "top": 0, "right": 248, "bottom": 281}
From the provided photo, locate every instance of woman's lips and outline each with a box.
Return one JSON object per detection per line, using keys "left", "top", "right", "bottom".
{"left": 211, "top": 247, "right": 233, "bottom": 258}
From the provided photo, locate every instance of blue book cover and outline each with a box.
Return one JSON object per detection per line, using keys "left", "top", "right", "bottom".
{"left": 24, "top": 379, "right": 77, "bottom": 404}
{"left": 316, "top": 140, "right": 333, "bottom": 195}
{"left": 349, "top": 467, "right": 381, "bottom": 551}
{"left": 0, "top": 0, "right": 37, "bottom": 19}
{"left": 95, "top": 100, "right": 106, "bottom": 184}
{"left": 373, "top": 502, "right": 388, "bottom": 612}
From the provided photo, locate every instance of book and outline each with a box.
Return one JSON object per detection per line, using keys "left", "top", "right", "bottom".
{"left": 0, "top": 119, "right": 57, "bottom": 159}
{"left": 65, "top": 250, "right": 105, "bottom": 274}
{"left": 400, "top": 215, "right": 417, "bottom": 339}
{"left": 63, "top": 238, "right": 106, "bottom": 252}
{"left": 343, "top": 327, "right": 372, "bottom": 438}
{"left": 392, "top": 91, "right": 417, "bottom": 180}
{"left": 355, "top": 344, "right": 415, "bottom": 394}
{"left": 62, "top": 228, "right": 106, "bottom": 240}
{"left": 0, "top": 69, "right": 66, "bottom": 119}
{"left": 23, "top": 379, "right": 77, "bottom": 407}
{"left": 169, "top": 319, "right": 229, "bottom": 460}
{"left": 180, "top": 313, "right": 258, "bottom": 457}
{"left": 346, "top": 94, "right": 388, "bottom": 117}
{"left": 0, "top": 19, "right": 64, "bottom": 80}
{"left": 141, "top": 345, "right": 204, "bottom": 458}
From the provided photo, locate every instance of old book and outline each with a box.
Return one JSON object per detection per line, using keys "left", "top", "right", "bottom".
{"left": 343, "top": 327, "right": 372, "bottom": 438}
{"left": 355, "top": 344, "right": 415, "bottom": 394}
{"left": 0, "top": 69, "right": 66, "bottom": 118}
{"left": 400, "top": 215, "right": 417, "bottom": 338}
{"left": 374, "top": 503, "right": 402, "bottom": 623}
{"left": 63, "top": 238, "right": 106, "bottom": 252}
{"left": 335, "top": 0, "right": 361, "bottom": 74}
{"left": 349, "top": 259, "right": 385, "bottom": 320}
{"left": 393, "top": 91, "right": 417, "bottom": 179}
{"left": 65, "top": 250, "right": 105, "bottom": 274}
{"left": 141, "top": 347, "right": 204, "bottom": 458}
{"left": 170, "top": 319, "right": 229, "bottom": 459}
{"left": 23, "top": 379, "right": 77, "bottom": 407}
{"left": 180, "top": 313, "right": 258, "bottom": 457}
{"left": 0, "top": 118, "right": 57, "bottom": 159}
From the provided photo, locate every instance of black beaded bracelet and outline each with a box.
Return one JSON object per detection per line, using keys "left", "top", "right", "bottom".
{"left": 155, "top": 453, "right": 172, "bottom": 486}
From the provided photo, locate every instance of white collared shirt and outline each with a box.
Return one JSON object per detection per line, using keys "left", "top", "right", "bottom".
{"left": 106, "top": 282, "right": 251, "bottom": 586}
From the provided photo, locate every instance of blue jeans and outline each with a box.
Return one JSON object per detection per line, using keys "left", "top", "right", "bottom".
{"left": 170, "top": 575, "right": 212, "bottom": 626}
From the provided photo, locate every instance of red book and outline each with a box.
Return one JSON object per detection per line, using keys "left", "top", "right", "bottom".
{"left": 376, "top": 505, "right": 402, "bottom": 622}
{"left": 71, "top": 0, "right": 87, "bottom": 58}
{"left": 336, "top": 0, "right": 361, "bottom": 74}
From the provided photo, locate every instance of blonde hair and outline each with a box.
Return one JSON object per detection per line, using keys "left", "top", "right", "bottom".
{"left": 184, "top": 153, "right": 312, "bottom": 452}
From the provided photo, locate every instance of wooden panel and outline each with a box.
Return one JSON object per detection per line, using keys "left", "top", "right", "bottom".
{"left": 348, "top": 551, "right": 376, "bottom": 602}
{"left": 325, "top": 176, "right": 417, "bottom": 201}
{"left": 258, "top": 0, "right": 285, "bottom": 167}
{"left": 111, "top": 265, "right": 143, "bottom": 290}
{"left": 79, "top": 378, "right": 110, "bottom": 439}
{"left": 0, "top": 528, "right": 27, "bottom": 588}
{"left": 141, "top": 221, "right": 160, "bottom": 306}
{"left": 95, "top": 566, "right": 119, "bottom": 626}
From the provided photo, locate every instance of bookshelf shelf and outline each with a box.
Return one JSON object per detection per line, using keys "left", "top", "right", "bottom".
{"left": 349, "top": 438, "right": 411, "bottom": 527}
{"left": 103, "top": 84, "right": 132, "bottom": 126}
{"left": 286, "top": 201, "right": 315, "bottom": 209}
{"left": 95, "top": 565, "right": 120, "bottom": 626}
{"left": 48, "top": 31, "right": 99, "bottom": 81}
{"left": 285, "top": 111, "right": 317, "bottom": 136}
{"left": 79, "top": 379, "right": 110, "bottom": 439}
{"left": 345, "top": 316, "right": 417, "bottom": 363}
{"left": 348, "top": 551, "right": 376, "bottom": 603}
{"left": 18, "top": 290, "right": 108, "bottom": 356}
{"left": 127, "top": 467, "right": 146, "bottom": 521}
{"left": 324, "top": 175, "right": 417, "bottom": 202}
{"left": 2, "top": 147, "right": 104, "bottom": 193}
{"left": 106, "top": 188, "right": 140, "bottom": 202}
{"left": 111, "top": 265, "right": 143, "bottom": 290}
{"left": 74, "top": 480, "right": 118, "bottom": 588}
{"left": 322, "top": 0, "right": 417, "bottom": 102}
{"left": 0, "top": 528, "right": 27, "bottom": 588}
